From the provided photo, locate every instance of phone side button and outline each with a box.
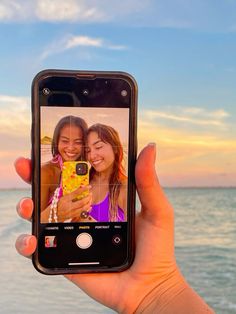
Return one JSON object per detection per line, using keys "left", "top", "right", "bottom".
{"left": 76, "top": 233, "right": 93, "bottom": 249}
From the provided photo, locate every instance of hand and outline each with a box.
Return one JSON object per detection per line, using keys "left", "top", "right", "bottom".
{"left": 57, "top": 186, "right": 92, "bottom": 222}
{"left": 14, "top": 145, "right": 213, "bottom": 313}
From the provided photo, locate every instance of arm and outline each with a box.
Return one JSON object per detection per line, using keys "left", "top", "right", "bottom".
{"left": 15, "top": 144, "right": 215, "bottom": 314}
{"left": 135, "top": 272, "right": 214, "bottom": 313}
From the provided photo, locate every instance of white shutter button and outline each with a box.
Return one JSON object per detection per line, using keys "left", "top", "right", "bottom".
{"left": 76, "top": 233, "right": 93, "bottom": 249}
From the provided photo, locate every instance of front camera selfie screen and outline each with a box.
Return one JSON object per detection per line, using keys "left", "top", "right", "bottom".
{"left": 40, "top": 107, "right": 129, "bottom": 224}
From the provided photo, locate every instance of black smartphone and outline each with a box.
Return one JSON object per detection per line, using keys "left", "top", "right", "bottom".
{"left": 31, "top": 69, "right": 137, "bottom": 274}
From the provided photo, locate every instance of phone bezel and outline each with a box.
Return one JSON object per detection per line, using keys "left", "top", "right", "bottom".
{"left": 31, "top": 69, "right": 137, "bottom": 274}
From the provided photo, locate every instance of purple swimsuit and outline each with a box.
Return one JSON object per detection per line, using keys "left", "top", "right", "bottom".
{"left": 90, "top": 193, "right": 125, "bottom": 222}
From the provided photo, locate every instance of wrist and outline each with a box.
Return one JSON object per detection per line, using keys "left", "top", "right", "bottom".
{"left": 133, "top": 267, "right": 187, "bottom": 314}
{"left": 115, "top": 265, "right": 184, "bottom": 314}
{"left": 132, "top": 267, "right": 214, "bottom": 314}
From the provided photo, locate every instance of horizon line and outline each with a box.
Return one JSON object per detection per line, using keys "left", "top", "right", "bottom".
{"left": 0, "top": 186, "right": 235, "bottom": 191}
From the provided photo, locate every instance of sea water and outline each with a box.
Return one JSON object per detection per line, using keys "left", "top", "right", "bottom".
{"left": 0, "top": 188, "right": 235, "bottom": 314}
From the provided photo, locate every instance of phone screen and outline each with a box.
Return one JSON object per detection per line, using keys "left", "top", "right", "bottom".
{"left": 32, "top": 71, "right": 137, "bottom": 273}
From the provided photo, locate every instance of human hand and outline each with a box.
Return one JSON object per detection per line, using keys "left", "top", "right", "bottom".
{"left": 57, "top": 186, "right": 92, "bottom": 222}
{"left": 15, "top": 144, "right": 212, "bottom": 313}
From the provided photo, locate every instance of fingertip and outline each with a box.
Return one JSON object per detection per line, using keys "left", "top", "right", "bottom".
{"left": 15, "top": 234, "right": 37, "bottom": 258}
{"left": 135, "top": 144, "right": 173, "bottom": 221}
{"left": 147, "top": 142, "right": 156, "bottom": 158}
{"left": 138, "top": 143, "right": 156, "bottom": 163}
{"left": 136, "top": 143, "right": 157, "bottom": 187}
{"left": 14, "top": 157, "right": 31, "bottom": 183}
{"left": 17, "top": 198, "right": 33, "bottom": 221}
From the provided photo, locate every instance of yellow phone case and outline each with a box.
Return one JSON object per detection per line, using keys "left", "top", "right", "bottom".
{"left": 62, "top": 161, "right": 89, "bottom": 200}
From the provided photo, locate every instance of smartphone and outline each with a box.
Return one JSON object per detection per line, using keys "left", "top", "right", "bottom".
{"left": 62, "top": 161, "right": 89, "bottom": 200}
{"left": 32, "top": 69, "right": 137, "bottom": 274}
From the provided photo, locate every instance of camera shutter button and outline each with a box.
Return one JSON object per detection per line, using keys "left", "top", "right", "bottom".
{"left": 76, "top": 233, "right": 93, "bottom": 249}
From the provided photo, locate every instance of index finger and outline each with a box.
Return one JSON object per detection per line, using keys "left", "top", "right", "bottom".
{"left": 14, "top": 157, "right": 31, "bottom": 184}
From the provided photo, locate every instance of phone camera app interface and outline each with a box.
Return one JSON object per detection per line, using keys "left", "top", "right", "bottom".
{"left": 40, "top": 107, "right": 129, "bottom": 224}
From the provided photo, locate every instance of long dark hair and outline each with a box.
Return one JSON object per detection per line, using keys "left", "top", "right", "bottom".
{"left": 87, "top": 123, "right": 126, "bottom": 221}
{"left": 51, "top": 115, "right": 88, "bottom": 160}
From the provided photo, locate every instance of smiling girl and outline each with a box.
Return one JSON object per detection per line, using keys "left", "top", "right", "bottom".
{"left": 86, "top": 123, "right": 127, "bottom": 222}
{"left": 40, "top": 115, "right": 92, "bottom": 223}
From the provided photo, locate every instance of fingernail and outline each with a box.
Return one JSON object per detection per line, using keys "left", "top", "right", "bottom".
{"left": 16, "top": 198, "right": 25, "bottom": 215}
{"left": 29, "top": 236, "right": 35, "bottom": 246}
{"left": 148, "top": 142, "right": 156, "bottom": 161}
{"left": 24, "top": 236, "right": 35, "bottom": 248}
{"left": 148, "top": 142, "right": 156, "bottom": 147}
{"left": 19, "top": 198, "right": 27, "bottom": 210}
{"left": 17, "top": 198, "right": 33, "bottom": 218}
{"left": 17, "top": 234, "right": 30, "bottom": 249}
{"left": 24, "top": 236, "right": 32, "bottom": 246}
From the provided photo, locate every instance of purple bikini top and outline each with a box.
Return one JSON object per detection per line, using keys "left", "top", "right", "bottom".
{"left": 90, "top": 193, "right": 125, "bottom": 222}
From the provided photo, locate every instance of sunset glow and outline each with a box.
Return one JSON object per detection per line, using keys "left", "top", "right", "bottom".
{"left": 0, "top": 1, "right": 235, "bottom": 188}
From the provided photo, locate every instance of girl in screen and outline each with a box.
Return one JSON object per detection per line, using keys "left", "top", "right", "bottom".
{"left": 41, "top": 115, "right": 92, "bottom": 223}
{"left": 86, "top": 123, "right": 127, "bottom": 222}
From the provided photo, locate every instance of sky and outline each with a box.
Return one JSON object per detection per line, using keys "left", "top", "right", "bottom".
{"left": 0, "top": 0, "right": 236, "bottom": 188}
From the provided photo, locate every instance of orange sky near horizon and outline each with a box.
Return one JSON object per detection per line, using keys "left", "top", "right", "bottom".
{"left": 1, "top": 101, "right": 235, "bottom": 188}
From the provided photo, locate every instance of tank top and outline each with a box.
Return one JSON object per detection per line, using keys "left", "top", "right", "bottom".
{"left": 90, "top": 193, "right": 125, "bottom": 222}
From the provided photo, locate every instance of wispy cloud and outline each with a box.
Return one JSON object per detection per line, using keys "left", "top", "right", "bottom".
{"left": 143, "top": 106, "right": 230, "bottom": 128}
{"left": 0, "top": 95, "right": 30, "bottom": 137}
{"left": 36, "top": 0, "right": 105, "bottom": 22}
{"left": 0, "top": 0, "right": 105, "bottom": 23}
{"left": 1, "top": 0, "right": 236, "bottom": 32}
{"left": 137, "top": 108, "right": 236, "bottom": 187}
{"left": 40, "top": 34, "right": 127, "bottom": 60}
{"left": 65, "top": 36, "right": 103, "bottom": 49}
{"left": 138, "top": 106, "right": 235, "bottom": 163}
{"left": 0, "top": 0, "right": 149, "bottom": 23}
{"left": 0, "top": 0, "right": 199, "bottom": 30}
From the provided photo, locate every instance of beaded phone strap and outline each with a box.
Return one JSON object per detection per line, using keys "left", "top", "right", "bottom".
{"left": 48, "top": 154, "right": 64, "bottom": 223}
{"left": 48, "top": 187, "right": 60, "bottom": 223}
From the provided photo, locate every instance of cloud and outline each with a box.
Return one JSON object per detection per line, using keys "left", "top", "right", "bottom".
{"left": 0, "top": 0, "right": 149, "bottom": 23}
{"left": 36, "top": 0, "right": 105, "bottom": 22}
{"left": 142, "top": 106, "right": 230, "bottom": 128}
{"left": 1, "top": 0, "right": 236, "bottom": 33}
{"left": 0, "top": 94, "right": 30, "bottom": 137}
{"left": 65, "top": 36, "right": 103, "bottom": 49}
{"left": 137, "top": 106, "right": 235, "bottom": 160}
{"left": 0, "top": 95, "right": 31, "bottom": 189}
{"left": 137, "top": 108, "right": 236, "bottom": 187}
{"left": 40, "top": 34, "right": 127, "bottom": 60}
{"left": 0, "top": 0, "right": 190, "bottom": 27}
{"left": 0, "top": 0, "right": 105, "bottom": 23}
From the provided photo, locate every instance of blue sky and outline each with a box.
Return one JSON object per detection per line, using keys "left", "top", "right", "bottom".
{"left": 0, "top": 0, "right": 236, "bottom": 187}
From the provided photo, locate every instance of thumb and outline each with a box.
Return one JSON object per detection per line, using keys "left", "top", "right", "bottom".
{"left": 135, "top": 143, "right": 173, "bottom": 224}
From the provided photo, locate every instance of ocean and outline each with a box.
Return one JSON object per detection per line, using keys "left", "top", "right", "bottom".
{"left": 0, "top": 188, "right": 235, "bottom": 314}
